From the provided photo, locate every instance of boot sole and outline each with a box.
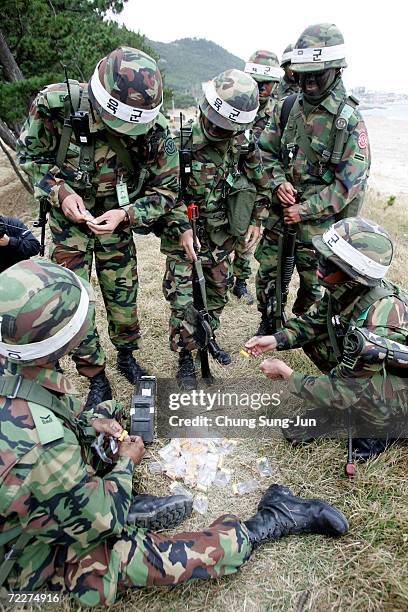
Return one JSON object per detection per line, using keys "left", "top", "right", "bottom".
{"left": 128, "top": 497, "right": 193, "bottom": 530}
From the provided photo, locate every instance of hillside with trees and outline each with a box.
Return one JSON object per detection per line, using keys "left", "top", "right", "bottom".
{"left": 149, "top": 37, "right": 244, "bottom": 107}
{"left": 0, "top": 0, "right": 154, "bottom": 152}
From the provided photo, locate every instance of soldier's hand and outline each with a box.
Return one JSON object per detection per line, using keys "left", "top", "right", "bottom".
{"left": 260, "top": 357, "right": 293, "bottom": 380}
{"left": 87, "top": 209, "right": 126, "bottom": 235}
{"left": 118, "top": 435, "right": 145, "bottom": 465}
{"left": 91, "top": 417, "right": 123, "bottom": 439}
{"left": 0, "top": 234, "right": 10, "bottom": 247}
{"left": 61, "top": 193, "right": 87, "bottom": 223}
{"left": 245, "top": 335, "right": 277, "bottom": 356}
{"left": 283, "top": 204, "right": 301, "bottom": 224}
{"left": 244, "top": 225, "right": 261, "bottom": 249}
{"left": 180, "top": 228, "right": 200, "bottom": 261}
{"left": 276, "top": 182, "right": 297, "bottom": 206}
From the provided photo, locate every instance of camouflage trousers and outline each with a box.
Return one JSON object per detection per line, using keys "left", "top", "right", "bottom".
{"left": 49, "top": 207, "right": 140, "bottom": 377}
{"left": 232, "top": 236, "right": 253, "bottom": 281}
{"left": 163, "top": 256, "right": 233, "bottom": 352}
{"left": 294, "top": 341, "right": 408, "bottom": 428}
{"left": 50, "top": 514, "right": 251, "bottom": 605}
{"left": 255, "top": 229, "right": 323, "bottom": 316}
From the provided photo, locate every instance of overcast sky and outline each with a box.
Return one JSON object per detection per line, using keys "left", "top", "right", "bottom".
{"left": 114, "top": 0, "right": 407, "bottom": 94}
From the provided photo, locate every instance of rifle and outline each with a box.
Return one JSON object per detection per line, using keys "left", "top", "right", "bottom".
{"left": 268, "top": 222, "right": 297, "bottom": 332}
{"left": 33, "top": 197, "right": 50, "bottom": 256}
{"left": 179, "top": 115, "right": 214, "bottom": 381}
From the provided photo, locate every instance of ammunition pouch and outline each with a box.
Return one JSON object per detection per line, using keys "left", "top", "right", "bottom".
{"left": 200, "top": 209, "right": 229, "bottom": 246}
{"left": 225, "top": 172, "right": 257, "bottom": 237}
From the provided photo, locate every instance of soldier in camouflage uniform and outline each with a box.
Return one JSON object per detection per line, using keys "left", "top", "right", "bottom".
{"left": 161, "top": 69, "right": 271, "bottom": 388}
{"left": 230, "top": 51, "right": 282, "bottom": 306}
{"left": 0, "top": 259, "right": 348, "bottom": 605}
{"left": 17, "top": 47, "right": 191, "bottom": 408}
{"left": 255, "top": 23, "right": 371, "bottom": 335}
{"left": 275, "top": 44, "right": 300, "bottom": 100}
{"left": 246, "top": 217, "right": 408, "bottom": 459}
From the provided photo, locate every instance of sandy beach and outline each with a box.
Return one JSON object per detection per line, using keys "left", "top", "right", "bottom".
{"left": 363, "top": 104, "right": 408, "bottom": 195}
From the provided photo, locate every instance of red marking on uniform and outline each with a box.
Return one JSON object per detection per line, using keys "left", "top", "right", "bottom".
{"left": 358, "top": 131, "right": 368, "bottom": 149}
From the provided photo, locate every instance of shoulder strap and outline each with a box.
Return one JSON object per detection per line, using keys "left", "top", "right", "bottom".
{"left": 350, "top": 284, "right": 397, "bottom": 327}
{"left": 105, "top": 131, "right": 135, "bottom": 175}
{"left": 280, "top": 93, "right": 298, "bottom": 133}
{"left": 56, "top": 80, "right": 81, "bottom": 168}
{"left": 0, "top": 530, "right": 32, "bottom": 588}
{"left": 0, "top": 376, "right": 76, "bottom": 431}
{"left": 330, "top": 95, "right": 359, "bottom": 164}
{"left": 327, "top": 294, "right": 342, "bottom": 361}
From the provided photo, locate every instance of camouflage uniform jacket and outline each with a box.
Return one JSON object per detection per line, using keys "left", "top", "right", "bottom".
{"left": 274, "top": 283, "right": 408, "bottom": 409}
{"left": 16, "top": 82, "right": 189, "bottom": 235}
{"left": 0, "top": 367, "right": 133, "bottom": 591}
{"left": 189, "top": 120, "right": 269, "bottom": 222}
{"left": 274, "top": 77, "right": 300, "bottom": 100}
{"left": 250, "top": 97, "right": 275, "bottom": 144}
{"left": 164, "top": 120, "right": 270, "bottom": 263}
{"left": 259, "top": 80, "right": 371, "bottom": 243}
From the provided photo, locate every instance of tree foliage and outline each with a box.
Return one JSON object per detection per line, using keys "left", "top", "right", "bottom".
{"left": 0, "top": 0, "right": 155, "bottom": 139}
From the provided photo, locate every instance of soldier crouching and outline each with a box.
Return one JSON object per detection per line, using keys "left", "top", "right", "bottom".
{"left": 0, "top": 260, "right": 348, "bottom": 605}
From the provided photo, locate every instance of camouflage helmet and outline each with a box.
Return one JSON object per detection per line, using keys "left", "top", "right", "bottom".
{"left": 0, "top": 260, "right": 94, "bottom": 366}
{"left": 245, "top": 50, "right": 282, "bottom": 83}
{"left": 88, "top": 46, "right": 163, "bottom": 137}
{"left": 200, "top": 69, "right": 259, "bottom": 132}
{"left": 313, "top": 218, "right": 394, "bottom": 287}
{"left": 281, "top": 43, "right": 294, "bottom": 68}
{"left": 292, "top": 23, "right": 347, "bottom": 73}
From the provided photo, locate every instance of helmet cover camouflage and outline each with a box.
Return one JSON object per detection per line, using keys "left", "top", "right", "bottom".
{"left": 88, "top": 46, "right": 163, "bottom": 137}
{"left": 281, "top": 43, "right": 294, "bottom": 67}
{"left": 292, "top": 23, "right": 347, "bottom": 73}
{"left": 245, "top": 50, "right": 282, "bottom": 83}
{"left": 313, "top": 217, "right": 394, "bottom": 286}
{"left": 0, "top": 260, "right": 95, "bottom": 366}
{"left": 200, "top": 69, "right": 259, "bottom": 132}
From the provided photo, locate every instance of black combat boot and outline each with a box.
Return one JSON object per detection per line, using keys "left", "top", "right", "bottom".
{"left": 117, "top": 348, "right": 148, "bottom": 384}
{"left": 85, "top": 372, "right": 112, "bottom": 410}
{"left": 127, "top": 494, "right": 193, "bottom": 530}
{"left": 232, "top": 279, "right": 254, "bottom": 305}
{"left": 256, "top": 315, "right": 274, "bottom": 336}
{"left": 282, "top": 406, "right": 346, "bottom": 445}
{"left": 352, "top": 438, "right": 393, "bottom": 461}
{"left": 176, "top": 349, "right": 197, "bottom": 391}
{"left": 244, "top": 484, "right": 348, "bottom": 547}
{"left": 208, "top": 339, "right": 231, "bottom": 365}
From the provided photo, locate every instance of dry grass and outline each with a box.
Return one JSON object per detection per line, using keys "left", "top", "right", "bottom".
{"left": 1, "top": 149, "right": 408, "bottom": 611}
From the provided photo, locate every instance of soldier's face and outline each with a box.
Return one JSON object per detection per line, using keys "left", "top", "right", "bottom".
{"left": 257, "top": 81, "right": 274, "bottom": 98}
{"left": 298, "top": 68, "right": 337, "bottom": 99}
{"left": 284, "top": 66, "right": 295, "bottom": 82}
{"left": 317, "top": 255, "right": 350, "bottom": 287}
{"left": 200, "top": 114, "right": 237, "bottom": 141}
